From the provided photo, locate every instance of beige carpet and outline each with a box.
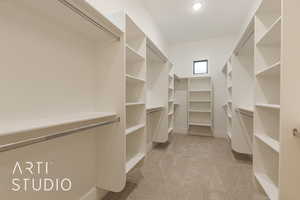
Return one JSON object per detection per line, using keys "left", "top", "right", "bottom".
{"left": 103, "top": 134, "right": 268, "bottom": 200}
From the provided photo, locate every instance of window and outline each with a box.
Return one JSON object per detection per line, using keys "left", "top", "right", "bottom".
{"left": 193, "top": 60, "right": 208, "bottom": 75}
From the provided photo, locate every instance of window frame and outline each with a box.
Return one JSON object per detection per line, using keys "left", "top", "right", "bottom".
{"left": 193, "top": 59, "right": 208, "bottom": 75}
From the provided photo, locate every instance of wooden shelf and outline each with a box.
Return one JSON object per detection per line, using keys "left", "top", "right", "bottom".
{"left": 255, "top": 134, "right": 280, "bottom": 152}
{"left": 256, "top": 62, "right": 280, "bottom": 77}
{"left": 256, "top": 17, "right": 281, "bottom": 46}
{"left": 255, "top": 173, "right": 278, "bottom": 200}
{"left": 126, "top": 124, "right": 145, "bottom": 136}
{"left": 126, "top": 45, "right": 145, "bottom": 64}
{"left": 126, "top": 153, "right": 145, "bottom": 173}
{"left": 256, "top": 104, "right": 280, "bottom": 110}
{"left": 126, "top": 74, "right": 145, "bottom": 83}
{"left": 0, "top": 112, "right": 117, "bottom": 137}
{"left": 126, "top": 102, "right": 145, "bottom": 106}
{"left": 189, "top": 122, "right": 211, "bottom": 127}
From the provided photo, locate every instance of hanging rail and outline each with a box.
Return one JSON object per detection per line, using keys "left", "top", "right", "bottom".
{"left": 0, "top": 117, "right": 120, "bottom": 153}
{"left": 57, "top": 0, "right": 120, "bottom": 40}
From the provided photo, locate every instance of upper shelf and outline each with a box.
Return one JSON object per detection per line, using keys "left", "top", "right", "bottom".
{"left": 256, "top": 17, "right": 281, "bottom": 46}
{"left": 126, "top": 45, "right": 145, "bottom": 64}
{"left": 256, "top": 62, "right": 280, "bottom": 77}
{"left": 0, "top": 112, "right": 117, "bottom": 142}
{"left": 21, "top": 0, "right": 122, "bottom": 43}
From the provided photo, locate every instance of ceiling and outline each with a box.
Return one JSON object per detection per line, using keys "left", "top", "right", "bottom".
{"left": 142, "top": 0, "right": 255, "bottom": 45}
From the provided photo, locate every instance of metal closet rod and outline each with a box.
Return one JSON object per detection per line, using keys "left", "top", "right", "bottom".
{"left": 0, "top": 117, "right": 120, "bottom": 153}
{"left": 57, "top": 0, "right": 120, "bottom": 40}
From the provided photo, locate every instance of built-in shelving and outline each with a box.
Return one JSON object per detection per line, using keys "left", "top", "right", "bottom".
{"left": 126, "top": 102, "right": 145, "bottom": 106}
{"left": 0, "top": 0, "right": 126, "bottom": 193}
{"left": 256, "top": 104, "right": 280, "bottom": 110}
{"left": 254, "top": 0, "right": 281, "bottom": 198}
{"left": 0, "top": 112, "right": 117, "bottom": 137}
{"left": 125, "top": 15, "right": 147, "bottom": 174}
{"left": 126, "top": 74, "right": 146, "bottom": 83}
{"left": 146, "top": 37, "right": 169, "bottom": 144}
{"left": 187, "top": 77, "right": 213, "bottom": 136}
{"left": 255, "top": 134, "right": 280, "bottom": 152}
{"left": 126, "top": 45, "right": 145, "bottom": 64}
{"left": 126, "top": 124, "right": 145, "bottom": 136}
{"left": 126, "top": 153, "right": 145, "bottom": 173}
{"left": 256, "top": 62, "right": 280, "bottom": 77}
{"left": 168, "top": 63, "right": 175, "bottom": 136}
{"left": 254, "top": 173, "right": 278, "bottom": 200}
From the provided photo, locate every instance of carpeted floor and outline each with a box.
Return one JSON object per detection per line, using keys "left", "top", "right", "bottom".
{"left": 103, "top": 134, "right": 268, "bottom": 200}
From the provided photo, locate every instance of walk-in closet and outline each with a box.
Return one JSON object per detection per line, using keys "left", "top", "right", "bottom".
{"left": 1, "top": 0, "right": 300, "bottom": 199}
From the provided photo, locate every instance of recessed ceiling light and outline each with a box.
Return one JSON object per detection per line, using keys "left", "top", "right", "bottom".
{"left": 193, "top": 2, "right": 202, "bottom": 11}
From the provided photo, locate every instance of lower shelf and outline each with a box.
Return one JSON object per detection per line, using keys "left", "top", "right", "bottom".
{"left": 189, "top": 122, "right": 211, "bottom": 127}
{"left": 126, "top": 153, "right": 145, "bottom": 173}
{"left": 255, "top": 173, "right": 278, "bottom": 200}
{"left": 255, "top": 134, "right": 280, "bottom": 153}
{"left": 126, "top": 124, "right": 145, "bottom": 136}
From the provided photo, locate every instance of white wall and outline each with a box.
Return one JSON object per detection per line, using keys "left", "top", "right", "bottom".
{"left": 170, "top": 35, "right": 236, "bottom": 138}
{"left": 86, "top": 0, "right": 169, "bottom": 57}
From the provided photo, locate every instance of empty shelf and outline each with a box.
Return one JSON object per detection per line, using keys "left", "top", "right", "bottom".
{"left": 255, "top": 173, "right": 278, "bottom": 200}
{"left": 256, "top": 62, "right": 280, "bottom": 77}
{"left": 256, "top": 104, "right": 280, "bottom": 110}
{"left": 126, "top": 102, "right": 145, "bottom": 106}
{"left": 189, "top": 110, "right": 211, "bottom": 113}
{"left": 146, "top": 105, "right": 164, "bottom": 111}
{"left": 169, "top": 99, "right": 174, "bottom": 102}
{"left": 126, "top": 124, "right": 145, "bottom": 136}
{"left": 0, "top": 112, "right": 117, "bottom": 137}
{"left": 168, "top": 127, "right": 173, "bottom": 134}
{"left": 168, "top": 112, "right": 174, "bottom": 116}
{"left": 126, "top": 45, "right": 145, "bottom": 64}
{"left": 189, "top": 89, "right": 211, "bottom": 92}
{"left": 126, "top": 153, "right": 145, "bottom": 173}
{"left": 169, "top": 87, "right": 174, "bottom": 90}
{"left": 238, "top": 106, "right": 254, "bottom": 113}
{"left": 189, "top": 122, "right": 211, "bottom": 127}
{"left": 190, "top": 100, "right": 211, "bottom": 103}
{"left": 126, "top": 74, "right": 145, "bottom": 83}
{"left": 256, "top": 17, "right": 281, "bottom": 46}
{"left": 255, "top": 134, "right": 280, "bottom": 152}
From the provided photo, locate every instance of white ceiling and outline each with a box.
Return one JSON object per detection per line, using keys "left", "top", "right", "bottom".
{"left": 142, "top": 0, "right": 255, "bottom": 45}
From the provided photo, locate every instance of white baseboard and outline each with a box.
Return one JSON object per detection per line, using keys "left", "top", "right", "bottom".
{"left": 80, "top": 187, "right": 108, "bottom": 200}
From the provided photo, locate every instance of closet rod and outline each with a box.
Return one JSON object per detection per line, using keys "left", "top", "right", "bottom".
{"left": 57, "top": 0, "right": 120, "bottom": 40}
{"left": 0, "top": 117, "right": 120, "bottom": 153}
{"left": 147, "top": 44, "right": 168, "bottom": 63}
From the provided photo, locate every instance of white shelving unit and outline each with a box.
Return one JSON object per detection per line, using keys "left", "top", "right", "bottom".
{"left": 125, "top": 15, "right": 147, "bottom": 174}
{"left": 0, "top": 0, "right": 126, "bottom": 196}
{"left": 221, "top": 16, "right": 255, "bottom": 156}
{"left": 254, "top": 0, "right": 281, "bottom": 199}
{"left": 146, "top": 38, "right": 169, "bottom": 147}
{"left": 168, "top": 63, "right": 175, "bottom": 136}
{"left": 187, "top": 76, "right": 213, "bottom": 136}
